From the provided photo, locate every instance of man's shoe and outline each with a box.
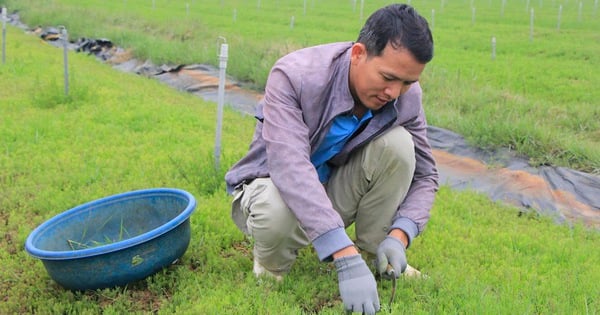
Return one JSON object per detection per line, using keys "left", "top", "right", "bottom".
{"left": 253, "top": 257, "right": 284, "bottom": 281}
{"left": 404, "top": 264, "right": 427, "bottom": 278}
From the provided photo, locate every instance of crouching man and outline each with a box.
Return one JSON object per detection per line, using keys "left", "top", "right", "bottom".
{"left": 225, "top": 3, "right": 438, "bottom": 314}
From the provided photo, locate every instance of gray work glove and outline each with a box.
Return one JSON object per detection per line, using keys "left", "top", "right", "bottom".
{"left": 376, "top": 236, "right": 407, "bottom": 279}
{"left": 334, "top": 254, "right": 380, "bottom": 314}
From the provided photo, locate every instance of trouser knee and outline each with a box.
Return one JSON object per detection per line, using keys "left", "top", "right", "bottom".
{"left": 238, "top": 178, "right": 309, "bottom": 272}
{"left": 244, "top": 180, "right": 297, "bottom": 244}
{"left": 365, "top": 126, "right": 416, "bottom": 180}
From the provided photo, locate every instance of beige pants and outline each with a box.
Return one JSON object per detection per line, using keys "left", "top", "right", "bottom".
{"left": 231, "top": 126, "right": 415, "bottom": 274}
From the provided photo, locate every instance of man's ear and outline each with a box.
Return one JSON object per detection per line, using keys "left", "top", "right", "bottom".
{"left": 350, "top": 43, "right": 366, "bottom": 64}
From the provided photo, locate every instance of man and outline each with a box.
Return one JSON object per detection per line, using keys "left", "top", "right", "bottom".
{"left": 225, "top": 3, "right": 437, "bottom": 314}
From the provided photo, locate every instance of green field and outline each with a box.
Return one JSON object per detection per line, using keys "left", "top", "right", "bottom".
{"left": 1, "top": 0, "right": 599, "bottom": 314}
{"left": 4, "top": 0, "right": 600, "bottom": 172}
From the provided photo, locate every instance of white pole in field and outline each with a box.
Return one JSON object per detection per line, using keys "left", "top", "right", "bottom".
{"left": 2, "top": 7, "right": 6, "bottom": 65}
{"left": 526, "top": 0, "right": 530, "bottom": 12}
{"left": 304, "top": 0, "right": 307, "bottom": 15}
{"left": 214, "top": 37, "right": 228, "bottom": 170}
{"left": 186, "top": 3, "right": 190, "bottom": 16}
{"left": 491, "top": 36, "right": 496, "bottom": 60}
{"left": 578, "top": 2, "right": 582, "bottom": 21}
{"left": 557, "top": 5, "right": 562, "bottom": 30}
{"left": 60, "top": 26, "right": 69, "bottom": 96}
{"left": 530, "top": 8, "right": 534, "bottom": 41}
{"left": 472, "top": 7, "right": 476, "bottom": 25}
{"left": 233, "top": 8, "right": 237, "bottom": 22}
{"left": 290, "top": 16, "right": 295, "bottom": 28}
{"left": 431, "top": 9, "right": 435, "bottom": 29}
{"left": 360, "top": 0, "right": 364, "bottom": 20}
{"left": 152, "top": 0, "right": 156, "bottom": 10}
{"left": 595, "top": 0, "right": 598, "bottom": 17}
{"left": 501, "top": 0, "right": 506, "bottom": 16}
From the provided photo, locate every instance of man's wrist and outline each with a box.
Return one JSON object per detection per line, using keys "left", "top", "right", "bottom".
{"left": 332, "top": 245, "right": 359, "bottom": 259}
{"left": 388, "top": 229, "right": 409, "bottom": 248}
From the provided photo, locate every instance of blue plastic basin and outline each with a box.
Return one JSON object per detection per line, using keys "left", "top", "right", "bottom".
{"left": 25, "top": 188, "right": 196, "bottom": 290}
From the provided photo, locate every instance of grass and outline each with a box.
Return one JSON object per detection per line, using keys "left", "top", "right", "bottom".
{"left": 67, "top": 215, "right": 131, "bottom": 250}
{"left": 3, "top": 0, "right": 600, "bottom": 173}
{"left": 0, "top": 19, "right": 599, "bottom": 314}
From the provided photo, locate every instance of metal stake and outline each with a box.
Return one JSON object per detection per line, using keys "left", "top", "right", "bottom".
{"left": 386, "top": 265, "right": 398, "bottom": 309}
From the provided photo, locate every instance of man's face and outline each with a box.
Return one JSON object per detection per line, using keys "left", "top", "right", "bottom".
{"left": 349, "top": 42, "right": 426, "bottom": 111}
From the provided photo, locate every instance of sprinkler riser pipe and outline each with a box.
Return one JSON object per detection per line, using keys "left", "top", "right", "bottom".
{"left": 2, "top": 7, "right": 6, "bottom": 64}
{"left": 214, "top": 42, "right": 228, "bottom": 169}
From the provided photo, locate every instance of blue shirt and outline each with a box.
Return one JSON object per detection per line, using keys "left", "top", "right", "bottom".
{"left": 311, "top": 110, "right": 373, "bottom": 183}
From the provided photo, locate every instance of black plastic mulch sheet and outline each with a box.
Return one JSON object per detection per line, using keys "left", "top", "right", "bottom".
{"left": 428, "top": 127, "right": 600, "bottom": 228}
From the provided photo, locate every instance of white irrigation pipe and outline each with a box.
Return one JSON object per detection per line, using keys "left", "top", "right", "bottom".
{"left": 359, "top": 0, "right": 364, "bottom": 20}
{"left": 530, "top": 8, "right": 534, "bottom": 42}
{"left": 557, "top": 5, "right": 562, "bottom": 30}
{"left": 491, "top": 36, "right": 496, "bottom": 60}
{"left": 214, "top": 37, "right": 228, "bottom": 169}
{"left": 2, "top": 7, "right": 6, "bottom": 64}
{"left": 60, "top": 26, "right": 69, "bottom": 96}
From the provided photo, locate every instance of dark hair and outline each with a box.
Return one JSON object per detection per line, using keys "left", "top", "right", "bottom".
{"left": 356, "top": 3, "right": 433, "bottom": 63}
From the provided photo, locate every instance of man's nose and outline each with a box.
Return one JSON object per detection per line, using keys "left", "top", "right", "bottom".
{"left": 384, "top": 82, "right": 409, "bottom": 99}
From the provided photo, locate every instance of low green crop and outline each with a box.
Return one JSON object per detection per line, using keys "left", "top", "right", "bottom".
{"left": 0, "top": 6, "right": 598, "bottom": 315}
{"left": 4, "top": 0, "right": 599, "bottom": 173}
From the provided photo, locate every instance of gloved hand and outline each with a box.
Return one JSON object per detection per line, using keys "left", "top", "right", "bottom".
{"left": 376, "top": 236, "right": 407, "bottom": 279}
{"left": 334, "top": 254, "right": 380, "bottom": 314}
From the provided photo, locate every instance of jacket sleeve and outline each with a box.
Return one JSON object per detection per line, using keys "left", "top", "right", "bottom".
{"left": 390, "top": 83, "right": 439, "bottom": 247}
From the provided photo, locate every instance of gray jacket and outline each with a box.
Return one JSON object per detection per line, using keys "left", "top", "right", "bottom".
{"left": 225, "top": 42, "right": 438, "bottom": 261}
